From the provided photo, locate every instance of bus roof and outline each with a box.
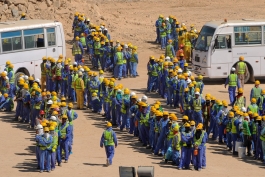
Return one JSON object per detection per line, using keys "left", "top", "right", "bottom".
{"left": 204, "top": 19, "right": 265, "bottom": 28}
{"left": 0, "top": 20, "right": 61, "bottom": 32}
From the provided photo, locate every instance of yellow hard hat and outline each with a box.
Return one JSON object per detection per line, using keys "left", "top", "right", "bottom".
{"left": 6, "top": 61, "right": 11, "bottom": 65}
{"left": 184, "top": 88, "right": 189, "bottom": 92}
{"left": 239, "top": 56, "right": 244, "bottom": 61}
{"left": 256, "top": 116, "right": 262, "bottom": 121}
{"left": 243, "top": 113, "right": 249, "bottom": 117}
{"left": 205, "top": 96, "right": 211, "bottom": 101}
{"left": 21, "top": 12, "right": 26, "bottom": 16}
{"left": 223, "top": 102, "right": 228, "bottom": 107}
{"left": 197, "top": 75, "right": 203, "bottom": 80}
{"left": 238, "top": 88, "right": 243, "bottom": 93}
{"left": 51, "top": 91, "right": 57, "bottom": 96}
{"left": 107, "top": 122, "right": 112, "bottom": 127}
{"left": 184, "top": 63, "right": 188, "bottom": 67}
{"left": 41, "top": 92, "right": 46, "bottom": 96}
{"left": 190, "top": 121, "right": 195, "bottom": 126}
{"left": 184, "top": 123, "right": 191, "bottom": 127}
{"left": 61, "top": 102, "right": 66, "bottom": 107}
{"left": 253, "top": 113, "right": 259, "bottom": 118}
{"left": 92, "top": 92, "right": 97, "bottom": 97}
{"left": 182, "top": 115, "right": 188, "bottom": 120}
{"left": 247, "top": 111, "right": 252, "bottom": 115}
{"left": 196, "top": 123, "right": 203, "bottom": 130}
{"left": 262, "top": 90, "right": 265, "bottom": 95}
{"left": 1, "top": 72, "right": 7, "bottom": 77}
{"left": 171, "top": 115, "right": 178, "bottom": 121}
{"left": 62, "top": 114, "right": 68, "bottom": 119}
{"left": 68, "top": 103, "right": 73, "bottom": 108}
{"left": 23, "top": 84, "right": 29, "bottom": 89}
{"left": 3, "top": 93, "right": 8, "bottom": 98}
{"left": 44, "top": 127, "right": 49, "bottom": 132}
{"left": 75, "top": 36, "right": 80, "bottom": 41}
{"left": 173, "top": 125, "right": 179, "bottom": 131}
{"left": 163, "top": 111, "right": 169, "bottom": 116}
{"left": 52, "top": 111, "right": 58, "bottom": 115}
{"left": 251, "top": 98, "right": 256, "bottom": 103}
{"left": 61, "top": 97, "right": 66, "bottom": 101}
{"left": 255, "top": 80, "right": 260, "bottom": 85}
{"left": 49, "top": 126, "right": 55, "bottom": 131}
{"left": 228, "top": 111, "right": 234, "bottom": 118}
{"left": 124, "top": 88, "right": 130, "bottom": 95}
{"left": 28, "top": 76, "right": 34, "bottom": 81}
{"left": 99, "top": 70, "right": 104, "bottom": 74}
{"left": 189, "top": 83, "right": 194, "bottom": 88}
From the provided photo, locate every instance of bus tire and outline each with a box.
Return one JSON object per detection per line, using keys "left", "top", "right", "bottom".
{"left": 244, "top": 63, "right": 253, "bottom": 83}
{"left": 14, "top": 69, "right": 30, "bottom": 85}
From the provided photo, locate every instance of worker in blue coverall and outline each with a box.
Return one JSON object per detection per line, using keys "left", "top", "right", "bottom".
{"left": 165, "top": 17, "right": 172, "bottom": 41}
{"left": 160, "top": 23, "right": 167, "bottom": 49}
{"left": 196, "top": 75, "right": 204, "bottom": 94}
{"left": 191, "top": 92, "right": 205, "bottom": 124}
{"left": 22, "top": 84, "right": 31, "bottom": 123}
{"left": 155, "top": 15, "right": 163, "bottom": 43}
{"left": 100, "top": 122, "right": 118, "bottom": 166}
{"left": 0, "top": 93, "right": 13, "bottom": 111}
{"left": 32, "top": 91, "right": 42, "bottom": 128}
{"left": 61, "top": 61, "right": 69, "bottom": 97}
{"left": 208, "top": 100, "right": 222, "bottom": 140}
{"left": 72, "top": 36, "right": 84, "bottom": 65}
{"left": 91, "top": 92, "right": 102, "bottom": 113}
{"left": 120, "top": 88, "right": 131, "bottom": 131}
{"left": 216, "top": 101, "right": 228, "bottom": 144}
{"left": 178, "top": 75, "right": 187, "bottom": 113}
{"left": 129, "top": 95, "right": 139, "bottom": 135}
{"left": 166, "top": 70, "right": 174, "bottom": 107}
{"left": 255, "top": 116, "right": 263, "bottom": 160}
{"left": 59, "top": 115, "right": 71, "bottom": 163}
{"left": 130, "top": 46, "right": 138, "bottom": 78}
{"left": 224, "top": 111, "right": 233, "bottom": 150}
{"left": 179, "top": 123, "right": 193, "bottom": 170}
{"left": 138, "top": 102, "right": 150, "bottom": 146}
{"left": 7, "top": 64, "right": 15, "bottom": 98}
{"left": 114, "top": 47, "right": 124, "bottom": 80}
{"left": 67, "top": 103, "right": 78, "bottom": 152}
{"left": 154, "top": 112, "right": 169, "bottom": 155}
{"left": 257, "top": 90, "right": 265, "bottom": 116}
{"left": 231, "top": 111, "right": 241, "bottom": 155}
{"left": 225, "top": 67, "right": 241, "bottom": 105}
{"left": 37, "top": 126, "right": 53, "bottom": 173}
{"left": 192, "top": 123, "right": 207, "bottom": 171}
{"left": 14, "top": 81, "right": 24, "bottom": 121}
{"left": 183, "top": 88, "right": 192, "bottom": 118}
{"left": 147, "top": 107, "right": 156, "bottom": 150}
{"left": 35, "top": 124, "right": 43, "bottom": 170}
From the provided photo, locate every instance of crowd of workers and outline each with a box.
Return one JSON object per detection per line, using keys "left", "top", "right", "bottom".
{"left": 1, "top": 13, "right": 263, "bottom": 172}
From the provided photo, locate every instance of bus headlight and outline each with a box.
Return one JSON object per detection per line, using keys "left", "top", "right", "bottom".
{"left": 202, "top": 57, "right": 207, "bottom": 64}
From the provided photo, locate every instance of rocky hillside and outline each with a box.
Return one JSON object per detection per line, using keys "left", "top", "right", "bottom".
{"left": 0, "top": 0, "right": 104, "bottom": 40}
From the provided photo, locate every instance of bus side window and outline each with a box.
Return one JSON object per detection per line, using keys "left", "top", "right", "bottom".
{"left": 24, "top": 28, "right": 44, "bottom": 49}
{"left": 214, "top": 35, "right": 227, "bottom": 49}
{"left": 47, "top": 28, "right": 56, "bottom": 46}
{"left": 1, "top": 31, "right": 22, "bottom": 52}
{"left": 226, "top": 35, "right": 231, "bottom": 49}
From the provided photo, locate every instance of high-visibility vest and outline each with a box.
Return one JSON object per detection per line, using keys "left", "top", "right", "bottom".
{"left": 116, "top": 52, "right": 123, "bottom": 65}
{"left": 196, "top": 81, "right": 203, "bottom": 89}
{"left": 140, "top": 113, "right": 150, "bottom": 126}
{"left": 251, "top": 122, "right": 257, "bottom": 135}
{"left": 104, "top": 130, "right": 114, "bottom": 146}
{"left": 248, "top": 104, "right": 258, "bottom": 114}
{"left": 151, "top": 65, "right": 158, "bottom": 76}
{"left": 231, "top": 118, "right": 237, "bottom": 133}
{"left": 55, "top": 67, "right": 61, "bottom": 76}
{"left": 252, "top": 87, "right": 262, "bottom": 100}
{"left": 68, "top": 110, "right": 75, "bottom": 125}
{"left": 242, "top": 120, "right": 250, "bottom": 135}
{"left": 166, "top": 44, "right": 173, "bottom": 58}
{"left": 130, "top": 52, "right": 137, "bottom": 63}
{"left": 73, "top": 43, "right": 82, "bottom": 55}
{"left": 193, "top": 98, "right": 201, "bottom": 112}
{"left": 226, "top": 119, "right": 232, "bottom": 132}
{"left": 183, "top": 96, "right": 191, "bottom": 110}
{"left": 80, "top": 37, "right": 86, "bottom": 46}
{"left": 228, "top": 74, "right": 237, "bottom": 87}
{"left": 41, "top": 63, "right": 47, "bottom": 76}
{"left": 172, "top": 133, "right": 181, "bottom": 151}
{"left": 40, "top": 136, "right": 52, "bottom": 150}
{"left": 181, "top": 132, "right": 192, "bottom": 147}
{"left": 60, "top": 123, "right": 69, "bottom": 139}
{"left": 260, "top": 128, "right": 265, "bottom": 141}
{"left": 75, "top": 78, "right": 83, "bottom": 90}
{"left": 238, "top": 62, "right": 246, "bottom": 74}
{"left": 9, "top": 70, "right": 15, "bottom": 84}
{"left": 71, "top": 74, "right": 78, "bottom": 88}
{"left": 94, "top": 42, "right": 101, "bottom": 55}
{"left": 193, "top": 131, "right": 205, "bottom": 146}
{"left": 160, "top": 27, "right": 166, "bottom": 37}
{"left": 234, "top": 96, "right": 244, "bottom": 109}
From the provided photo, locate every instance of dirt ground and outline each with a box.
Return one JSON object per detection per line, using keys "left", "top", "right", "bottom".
{"left": 1, "top": 0, "right": 265, "bottom": 176}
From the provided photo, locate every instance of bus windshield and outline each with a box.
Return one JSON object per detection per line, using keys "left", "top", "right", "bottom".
{"left": 195, "top": 25, "right": 216, "bottom": 51}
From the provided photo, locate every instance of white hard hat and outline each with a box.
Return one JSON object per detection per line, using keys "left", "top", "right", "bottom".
{"left": 47, "top": 100, "right": 53, "bottom": 104}
{"left": 231, "top": 67, "right": 236, "bottom": 71}
{"left": 5, "top": 76, "right": 8, "bottom": 80}
{"left": 187, "top": 79, "right": 191, "bottom": 84}
{"left": 194, "top": 29, "right": 197, "bottom": 33}
{"left": 91, "top": 29, "right": 96, "bottom": 32}
{"left": 165, "top": 17, "right": 169, "bottom": 21}
{"left": 23, "top": 75, "right": 29, "bottom": 80}
{"left": 50, "top": 116, "right": 57, "bottom": 121}
{"left": 87, "top": 19, "right": 90, "bottom": 21}
{"left": 100, "top": 26, "right": 104, "bottom": 29}
{"left": 165, "top": 56, "right": 170, "bottom": 60}
{"left": 73, "top": 62, "right": 77, "bottom": 65}
{"left": 78, "top": 71, "right": 83, "bottom": 76}
{"left": 188, "top": 71, "right": 192, "bottom": 77}
{"left": 241, "top": 107, "right": 246, "bottom": 112}
{"left": 117, "top": 89, "right": 122, "bottom": 92}
{"left": 3, "top": 71, "right": 7, "bottom": 75}
{"left": 130, "top": 92, "right": 136, "bottom": 96}
{"left": 137, "top": 98, "right": 141, "bottom": 102}
{"left": 79, "top": 68, "right": 84, "bottom": 72}
{"left": 178, "top": 68, "right": 183, "bottom": 73}
{"left": 35, "top": 78, "right": 40, "bottom": 83}
{"left": 124, "top": 44, "right": 128, "bottom": 49}
{"left": 35, "top": 124, "right": 43, "bottom": 130}
{"left": 182, "top": 23, "right": 186, "bottom": 26}
{"left": 195, "top": 92, "right": 200, "bottom": 95}
{"left": 141, "top": 95, "right": 148, "bottom": 102}
{"left": 104, "top": 28, "right": 108, "bottom": 31}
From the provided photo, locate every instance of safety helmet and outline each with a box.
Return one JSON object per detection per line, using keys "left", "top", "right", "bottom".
{"left": 255, "top": 80, "right": 260, "bottom": 85}
{"left": 239, "top": 56, "right": 244, "bottom": 61}
{"left": 238, "top": 88, "right": 243, "bottom": 93}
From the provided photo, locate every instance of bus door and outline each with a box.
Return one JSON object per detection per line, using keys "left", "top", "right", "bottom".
{"left": 210, "top": 34, "right": 232, "bottom": 76}
{"left": 46, "top": 27, "right": 59, "bottom": 59}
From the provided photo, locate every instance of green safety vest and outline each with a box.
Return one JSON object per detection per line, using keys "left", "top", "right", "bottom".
{"left": 196, "top": 81, "right": 202, "bottom": 89}
{"left": 193, "top": 131, "right": 205, "bottom": 146}
{"left": 73, "top": 43, "right": 82, "bottom": 55}
{"left": 71, "top": 74, "right": 78, "bottom": 88}
{"left": 172, "top": 133, "right": 181, "bottom": 151}
{"left": 55, "top": 67, "right": 61, "bottom": 76}
{"left": 234, "top": 96, "right": 244, "bottom": 109}
{"left": 226, "top": 119, "right": 232, "bottom": 132}
{"left": 251, "top": 122, "right": 257, "bottom": 135}
{"left": 116, "top": 52, "right": 123, "bottom": 65}
{"left": 121, "top": 96, "right": 129, "bottom": 114}
{"left": 94, "top": 42, "right": 101, "bottom": 55}
{"left": 9, "top": 70, "right": 15, "bottom": 84}
{"left": 151, "top": 65, "right": 158, "bottom": 76}
{"left": 183, "top": 96, "right": 191, "bottom": 110}
{"left": 40, "top": 136, "right": 52, "bottom": 151}
{"left": 166, "top": 44, "right": 173, "bottom": 58}
{"left": 60, "top": 123, "right": 69, "bottom": 139}
{"left": 193, "top": 98, "right": 201, "bottom": 112}
{"left": 160, "top": 27, "right": 166, "bottom": 37}
{"left": 68, "top": 110, "right": 75, "bottom": 125}
{"left": 260, "top": 128, "right": 265, "bottom": 141}
{"left": 238, "top": 62, "right": 246, "bottom": 74}
{"left": 130, "top": 52, "right": 137, "bottom": 63}
{"left": 231, "top": 118, "right": 237, "bottom": 133}
{"left": 140, "top": 113, "right": 150, "bottom": 126}
{"left": 252, "top": 87, "right": 262, "bottom": 100}
{"left": 47, "top": 133, "right": 58, "bottom": 152}
{"left": 242, "top": 120, "right": 251, "bottom": 135}
{"left": 181, "top": 132, "right": 192, "bottom": 147}
{"left": 258, "top": 95, "right": 265, "bottom": 110}
{"left": 41, "top": 63, "right": 47, "bottom": 76}
{"left": 104, "top": 130, "right": 114, "bottom": 146}
{"left": 248, "top": 104, "right": 258, "bottom": 114}
{"left": 80, "top": 37, "right": 86, "bottom": 46}
{"left": 75, "top": 78, "right": 83, "bottom": 90}
{"left": 228, "top": 74, "right": 237, "bottom": 87}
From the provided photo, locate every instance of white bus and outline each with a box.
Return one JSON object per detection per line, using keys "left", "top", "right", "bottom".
{"left": 0, "top": 20, "right": 66, "bottom": 82}
{"left": 192, "top": 19, "right": 265, "bottom": 83}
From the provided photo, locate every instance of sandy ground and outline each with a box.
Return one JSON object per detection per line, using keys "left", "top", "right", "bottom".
{"left": 1, "top": 1, "right": 265, "bottom": 176}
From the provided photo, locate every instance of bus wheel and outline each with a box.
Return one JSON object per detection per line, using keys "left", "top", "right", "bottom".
{"left": 15, "top": 72, "right": 27, "bottom": 85}
{"left": 244, "top": 73, "right": 250, "bottom": 84}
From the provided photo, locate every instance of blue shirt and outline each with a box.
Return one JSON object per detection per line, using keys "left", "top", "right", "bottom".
{"left": 100, "top": 127, "right": 118, "bottom": 147}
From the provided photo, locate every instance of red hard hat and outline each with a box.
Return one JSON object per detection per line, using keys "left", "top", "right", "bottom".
{"left": 39, "top": 110, "right": 45, "bottom": 115}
